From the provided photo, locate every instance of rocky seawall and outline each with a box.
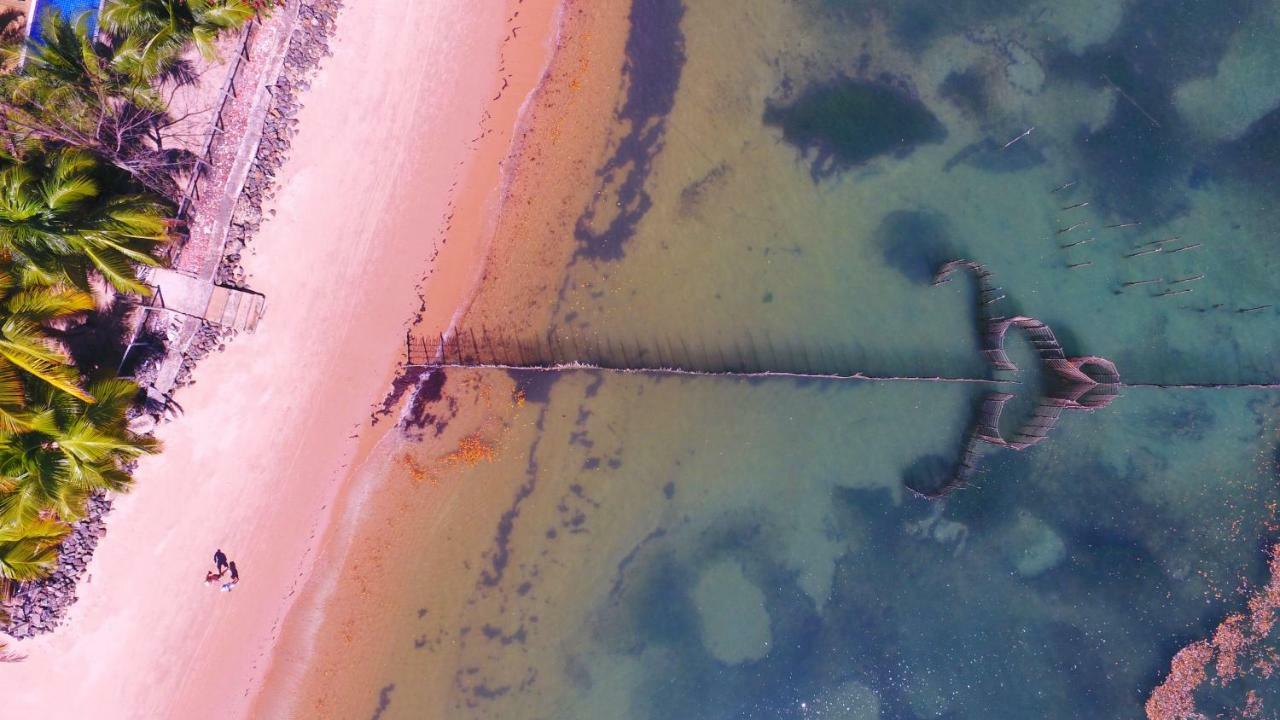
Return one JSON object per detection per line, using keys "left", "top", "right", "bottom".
{"left": 173, "top": 0, "right": 343, "bottom": 389}
{"left": 216, "top": 0, "right": 343, "bottom": 290}
{"left": 1, "top": 0, "right": 344, "bottom": 643}
{"left": 0, "top": 494, "right": 111, "bottom": 640}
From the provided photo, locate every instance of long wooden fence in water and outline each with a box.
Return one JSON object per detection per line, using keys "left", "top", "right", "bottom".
{"left": 405, "top": 259, "right": 1276, "bottom": 500}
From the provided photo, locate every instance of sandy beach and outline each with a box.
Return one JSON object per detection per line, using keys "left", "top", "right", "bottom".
{"left": 0, "top": 0, "right": 560, "bottom": 717}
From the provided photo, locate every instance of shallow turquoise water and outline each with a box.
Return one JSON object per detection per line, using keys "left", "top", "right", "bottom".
{"left": 377, "top": 0, "right": 1280, "bottom": 717}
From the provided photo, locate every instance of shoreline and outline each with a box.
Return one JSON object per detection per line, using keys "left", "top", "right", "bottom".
{"left": 0, "top": 0, "right": 561, "bottom": 717}
{"left": 243, "top": 2, "right": 638, "bottom": 714}
{"left": 246, "top": 0, "right": 567, "bottom": 714}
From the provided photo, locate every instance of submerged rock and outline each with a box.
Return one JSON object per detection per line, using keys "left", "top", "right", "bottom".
{"left": 691, "top": 559, "right": 771, "bottom": 664}
{"left": 763, "top": 77, "right": 946, "bottom": 179}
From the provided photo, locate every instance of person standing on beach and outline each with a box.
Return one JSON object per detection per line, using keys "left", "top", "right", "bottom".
{"left": 213, "top": 549, "right": 228, "bottom": 573}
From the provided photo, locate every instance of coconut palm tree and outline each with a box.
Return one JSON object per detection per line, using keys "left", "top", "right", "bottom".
{"left": 0, "top": 147, "right": 170, "bottom": 295}
{"left": 0, "top": 12, "right": 189, "bottom": 197}
{"left": 0, "top": 258, "right": 96, "bottom": 409}
{"left": 102, "top": 0, "right": 256, "bottom": 67}
{"left": 0, "top": 517, "right": 67, "bottom": 581}
{"left": 0, "top": 375, "right": 157, "bottom": 527}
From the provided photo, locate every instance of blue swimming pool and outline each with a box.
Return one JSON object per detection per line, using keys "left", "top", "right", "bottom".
{"left": 28, "top": 0, "right": 101, "bottom": 41}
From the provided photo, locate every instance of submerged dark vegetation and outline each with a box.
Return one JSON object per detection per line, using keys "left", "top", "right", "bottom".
{"left": 763, "top": 75, "right": 945, "bottom": 179}
{"left": 0, "top": 0, "right": 273, "bottom": 637}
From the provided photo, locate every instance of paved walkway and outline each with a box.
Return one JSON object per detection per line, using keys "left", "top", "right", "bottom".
{"left": 146, "top": 2, "right": 301, "bottom": 396}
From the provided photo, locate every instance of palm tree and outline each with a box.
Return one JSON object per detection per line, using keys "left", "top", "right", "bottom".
{"left": 0, "top": 517, "right": 68, "bottom": 581}
{"left": 0, "top": 375, "right": 158, "bottom": 527}
{"left": 0, "top": 147, "right": 170, "bottom": 295}
{"left": 102, "top": 0, "right": 256, "bottom": 67}
{"left": 0, "top": 257, "right": 97, "bottom": 410}
{"left": 0, "top": 11, "right": 189, "bottom": 197}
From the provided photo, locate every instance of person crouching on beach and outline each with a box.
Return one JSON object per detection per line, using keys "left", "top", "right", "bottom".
{"left": 221, "top": 561, "right": 241, "bottom": 592}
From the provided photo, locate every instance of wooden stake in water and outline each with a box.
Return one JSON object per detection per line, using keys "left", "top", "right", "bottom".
{"left": 1057, "top": 222, "right": 1087, "bottom": 235}
{"left": 1157, "top": 288, "right": 1192, "bottom": 297}
{"left": 1125, "top": 246, "right": 1163, "bottom": 258}
{"left": 1106, "top": 221, "right": 1141, "bottom": 229}
{"left": 1239, "top": 305, "right": 1272, "bottom": 314}
{"left": 1061, "top": 201, "right": 1090, "bottom": 211}
{"left": 1003, "top": 126, "right": 1035, "bottom": 149}
{"left": 1122, "top": 278, "right": 1162, "bottom": 287}
{"left": 1067, "top": 261, "right": 1092, "bottom": 269}
{"left": 1060, "top": 237, "right": 1093, "bottom": 249}
{"left": 1169, "top": 274, "right": 1203, "bottom": 285}
{"left": 1167, "top": 243, "right": 1202, "bottom": 254}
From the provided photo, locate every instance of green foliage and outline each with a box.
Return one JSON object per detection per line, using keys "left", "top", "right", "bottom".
{"left": 0, "top": 375, "right": 159, "bottom": 528}
{"left": 0, "top": 517, "right": 69, "bottom": 580}
{"left": 0, "top": 147, "right": 169, "bottom": 294}
{"left": 103, "top": 0, "right": 256, "bottom": 68}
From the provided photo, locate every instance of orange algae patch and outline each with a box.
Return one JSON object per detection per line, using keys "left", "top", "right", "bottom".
{"left": 1147, "top": 543, "right": 1280, "bottom": 719}
{"left": 399, "top": 453, "right": 437, "bottom": 486}
{"left": 1212, "top": 614, "right": 1247, "bottom": 681}
{"left": 441, "top": 434, "right": 496, "bottom": 466}
{"left": 1146, "top": 641, "right": 1213, "bottom": 720}
{"left": 397, "top": 434, "right": 497, "bottom": 487}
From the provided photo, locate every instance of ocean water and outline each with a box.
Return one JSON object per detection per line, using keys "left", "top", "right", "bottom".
{"left": 289, "top": 0, "right": 1280, "bottom": 717}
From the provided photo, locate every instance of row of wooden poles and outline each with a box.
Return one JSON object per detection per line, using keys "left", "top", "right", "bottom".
{"left": 405, "top": 327, "right": 1006, "bottom": 384}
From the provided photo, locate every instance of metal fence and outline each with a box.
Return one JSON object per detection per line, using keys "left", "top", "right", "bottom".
{"left": 167, "top": 17, "right": 263, "bottom": 262}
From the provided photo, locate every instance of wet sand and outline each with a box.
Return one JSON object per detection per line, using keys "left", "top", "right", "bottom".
{"left": 246, "top": 3, "right": 635, "bottom": 717}
{"left": 0, "top": 0, "right": 560, "bottom": 717}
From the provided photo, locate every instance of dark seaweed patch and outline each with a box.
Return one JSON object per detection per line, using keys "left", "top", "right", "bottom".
{"left": 764, "top": 77, "right": 946, "bottom": 179}
{"left": 678, "top": 162, "right": 731, "bottom": 217}
{"left": 506, "top": 369, "right": 559, "bottom": 404}
{"left": 901, "top": 453, "right": 956, "bottom": 497}
{"left": 574, "top": 0, "right": 687, "bottom": 260}
{"left": 873, "top": 209, "right": 960, "bottom": 284}
{"left": 1069, "top": 93, "right": 1190, "bottom": 222}
{"left": 1218, "top": 103, "right": 1280, "bottom": 185}
{"left": 400, "top": 370, "right": 455, "bottom": 438}
{"left": 480, "top": 406, "right": 548, "bottom": 588}
{"left": 1045, "top": 0, "right": 1263, "bottom": 220}
{"left": 939, "top": 66, "right": 991, "bottom": 118}
{"left": 369, "top": 683, "right": 395, "bottom": 720}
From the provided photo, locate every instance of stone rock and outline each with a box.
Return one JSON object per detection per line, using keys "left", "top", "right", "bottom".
{"left": 127, "top": 414, "right": 157, "bottom": 435}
